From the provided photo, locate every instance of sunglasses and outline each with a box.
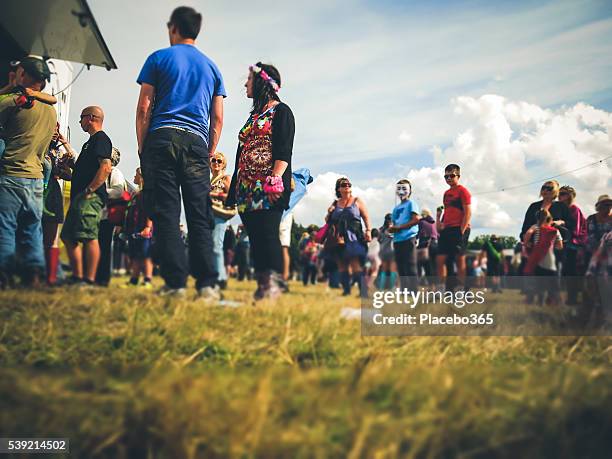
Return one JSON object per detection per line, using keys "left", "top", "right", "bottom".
{"left": 339, "top": 182, "right": 352, "bottom": 188}
{"left": 541, "top": 186, "right": 554, "bottom": 192}
{"left": 79, "top": 113, "right": 98, "bottom": 120}
{"left": 211, "top": 158, "right": 223, "bottom": 164}
{"left": 444, "top": 174, "right": 458, "bottom": 180}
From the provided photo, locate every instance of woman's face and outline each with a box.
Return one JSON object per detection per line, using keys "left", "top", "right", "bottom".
{"left": 210, "top": 155, "right": 224, "bottom": 173}
{"left": 598, "top": 202, "right": 612, "bottom": 216}
{"left": 337, "top": 180, "right": 352, "bottom": 198}
{"left": 558, "top": 192, "right": 571, "bottom": 205}
{"left": 245, "top": 71, "right": 254, "bottom": 99}
{"left": 134, "top": 170, "right": 142, "bottom": 187}
{"left": 540, "top": 182, "right": 555, "bottom": 200}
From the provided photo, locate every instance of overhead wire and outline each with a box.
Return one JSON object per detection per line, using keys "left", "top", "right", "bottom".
{"left": 471, "top": 155, "right": 612, "bottom": 196}
{"left": 52, "top": 64, "right": 87, "bottom": 96}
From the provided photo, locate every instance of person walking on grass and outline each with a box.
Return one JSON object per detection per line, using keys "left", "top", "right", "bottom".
{"left": 377, "top": 213, "right": 397, "bottom": 290}
{"left": 417, "top": 209, "right": 438, "bottom": 283}
{"left": 42, "top": 126, "right": 73, "bottom": 286}
{"left": 226, "top": 62, "right": 295, "bottom": 301}
{"left": 389, "top": 179, "right": 420, "bottom": 291}
{"left": 479, "top": 234, "right": 503, "bottom": 293}
{"left": 209, "top": 151, "right": 233, "bottom": 290}
{"left": 436, "top": 164, "right": 472, "bottom": 291}
{"left": 136, "top": 6, "right": 225, "bottom": 299}
{"left": 558, "top": 185, "right": 587, "bottom": 305}
{"left": 95, "top": 147, "right": 127, "bottom": 287}
{"left": 322, "top": 177, "right": 372, "bottom": 297}
{"left": 122, "top": 168, "right": 153, "bottom": 289}
{"left": 61, "top": 106, "right": 112, "bottom": 286}
{"left": 0, "top": 57, "right": 56, "bottom": 288}
{"left": 523, "top": 209, "right": 564, "bottom": 305}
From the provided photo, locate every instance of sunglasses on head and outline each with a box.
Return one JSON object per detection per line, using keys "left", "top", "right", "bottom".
{"left": 211, "top": 158, "right": 223, "bottom": 164}
{"left": 541, "top": 185, "right": 554, "bottom": 192}
{"left": 339, "top": 182, "right": 352, "bottom": 188}
{"left": 444, "top": 174, "right": 458, "bottom": 180}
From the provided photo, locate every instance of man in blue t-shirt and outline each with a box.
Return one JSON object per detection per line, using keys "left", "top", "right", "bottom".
{"left": 136, "top": 6, "right": 226, "bottom": 300}
{"left": 389, "top": 179, "right": 421, "bottom": 288}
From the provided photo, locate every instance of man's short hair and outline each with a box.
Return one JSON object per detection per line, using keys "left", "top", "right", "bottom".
{"left": 445, "top": 163, "right": 461, "bottom": 174}
{"left": 169, "top": 6, "right": 202, "bottom": 39}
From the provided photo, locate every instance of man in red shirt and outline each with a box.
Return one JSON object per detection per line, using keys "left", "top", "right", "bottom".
{"left": 436, "top": 164, "right": 472, "bottom": 290}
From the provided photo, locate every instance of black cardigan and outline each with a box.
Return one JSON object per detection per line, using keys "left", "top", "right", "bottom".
{"left": 519, "top": 200, "right": 574, "bottom": 241}
{"left": 226, "top": 102, "right": 295, "bottom": 211}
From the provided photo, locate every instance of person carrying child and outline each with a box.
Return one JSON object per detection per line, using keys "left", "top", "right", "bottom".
{"left": 523, "top": 209, "right": 564, "bottom": 305}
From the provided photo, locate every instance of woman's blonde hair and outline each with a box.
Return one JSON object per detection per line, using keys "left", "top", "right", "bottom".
{"left": 211, "top": 151, "right": 227, "bottom": 169}
{"left": 540, "top": 180, "right": 560, "bottom": 199}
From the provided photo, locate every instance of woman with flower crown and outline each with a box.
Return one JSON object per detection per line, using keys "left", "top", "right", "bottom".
{"left": 226, "top": 62, "right": 295, "bottom": 301}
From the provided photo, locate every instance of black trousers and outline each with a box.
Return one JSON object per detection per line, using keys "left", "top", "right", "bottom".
{"left": 394, "top": 237, "right": 418, "bottom": 290}
{"left": 95, "top": 219, "right": 115, "bottom": 286}
{"left": 141, "top": 128, "right": 217, "bottom": 289}
{"left": 240, "top": 210, "right": 283, "bottom": 273}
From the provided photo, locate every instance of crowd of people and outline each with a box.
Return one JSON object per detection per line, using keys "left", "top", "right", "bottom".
{"left": 0, "top": 6, "right": 609, "bottom": 314}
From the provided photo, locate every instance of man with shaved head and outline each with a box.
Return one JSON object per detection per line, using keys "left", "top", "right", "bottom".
{"left": 61, "top": 105, "right": 113, "bottom": 286}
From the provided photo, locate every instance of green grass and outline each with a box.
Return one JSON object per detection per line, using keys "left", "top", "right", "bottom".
{"left": 1, "top": 280, "right": 611, "bottom": 458}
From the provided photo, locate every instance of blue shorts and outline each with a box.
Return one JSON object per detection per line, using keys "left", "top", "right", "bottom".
{"left": 128, "top": 235, "right": 152, "bottom": 260}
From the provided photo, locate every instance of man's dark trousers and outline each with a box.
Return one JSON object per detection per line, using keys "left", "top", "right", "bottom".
{"left": 141, "top": 128, "right": 218, "bottom": 289}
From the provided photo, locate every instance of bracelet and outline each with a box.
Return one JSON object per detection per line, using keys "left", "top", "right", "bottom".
{"left": 263, "top": 175, "right": 284, "bottom": 193}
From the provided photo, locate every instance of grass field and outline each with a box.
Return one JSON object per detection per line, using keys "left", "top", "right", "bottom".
{"left": 1, "top": 279, "right": 611, "bottom": 458}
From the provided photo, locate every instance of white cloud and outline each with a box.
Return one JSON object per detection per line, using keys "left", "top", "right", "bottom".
{"left": 295, "top": 95, "right": 612, "bottom": 238}
{"left": 68, "top": 0, "right": 612, "bottom": 179}
{"left": 399, "top": 130, "right": 413, "bottom": 143}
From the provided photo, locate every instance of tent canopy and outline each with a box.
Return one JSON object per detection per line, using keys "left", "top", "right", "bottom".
{"left": 0, "top": 0, "right": 116, "bottom": 69}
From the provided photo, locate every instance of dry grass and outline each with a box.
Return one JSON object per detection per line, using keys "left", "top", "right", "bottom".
{"left": 0, "top": 279, "right": 611, "bottom": 458}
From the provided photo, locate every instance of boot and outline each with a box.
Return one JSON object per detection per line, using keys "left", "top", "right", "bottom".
{"left": 353, "top": 271, "right": 367, "bottom": 298}
{"left": 341, "top": 271, "right": 351, "bottom": 296}
{"left": 45, "top": 247, "right": 59, "bottom": 286}
{"left": 377, "top": 271, "right": 388, "bottom": 290}
{"left": 389, "top": 272, "right": 398, "bottom": 289}
{"left": 21, "top": 266, "right": 43, "bottom": 289}
{"left": 253, "top": 271, "right": 265, "bottom": 300}
{"left": 254, "top": 270, "right": 281, "bottom": 301}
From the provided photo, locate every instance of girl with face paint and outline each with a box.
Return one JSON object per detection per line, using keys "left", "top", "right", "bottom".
{"left": 389, "top": 179, "right": 421, "bottom": 290}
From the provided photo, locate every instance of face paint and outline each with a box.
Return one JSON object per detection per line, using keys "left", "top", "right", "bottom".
{"left": 396, "top": 184, "right": 410, "bottom": 198}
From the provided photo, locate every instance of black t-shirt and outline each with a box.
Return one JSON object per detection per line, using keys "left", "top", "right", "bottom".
{"left": 71, "top": 130, "right": 112, "bottom": 200}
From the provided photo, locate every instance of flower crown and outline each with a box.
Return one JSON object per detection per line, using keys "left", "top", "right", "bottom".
{"left": 250, "top": 64, "right": 280, "bottom": 93}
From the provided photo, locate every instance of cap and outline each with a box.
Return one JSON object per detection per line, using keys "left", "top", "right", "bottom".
{"left": 595, "top": 194, "right": 612, "bottom": 208}
{"left": 14, "top": 56, "right": 51, "bottom": 82}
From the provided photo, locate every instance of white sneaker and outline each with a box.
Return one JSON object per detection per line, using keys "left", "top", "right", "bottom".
{"left": 197, "top": 285, "right": 222, "bottom": 302}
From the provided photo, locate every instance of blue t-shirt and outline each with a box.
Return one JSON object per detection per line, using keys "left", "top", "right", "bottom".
{"left": 392, "top": 199, "right": 420, "bottom": 242}
{"left": 137, "top": 44, "right": 226, "bottom": 145}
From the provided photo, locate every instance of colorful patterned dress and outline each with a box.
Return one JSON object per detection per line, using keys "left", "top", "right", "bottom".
{"left": 235, "top": 105, "right": 277, "bottom": 213}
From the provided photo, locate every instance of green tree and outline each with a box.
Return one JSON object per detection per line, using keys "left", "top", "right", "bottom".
{"left": 467, "top": 234, "right": 518, "bottom": 251}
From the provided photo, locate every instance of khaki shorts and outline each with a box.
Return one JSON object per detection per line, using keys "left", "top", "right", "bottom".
{"left": 61, "top": 193, "right": 104, "bottom": 242}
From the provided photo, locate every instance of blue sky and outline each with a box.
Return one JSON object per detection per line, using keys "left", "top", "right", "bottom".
{"left": 66, "top": 0, "right": 612, "bottom": 234}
